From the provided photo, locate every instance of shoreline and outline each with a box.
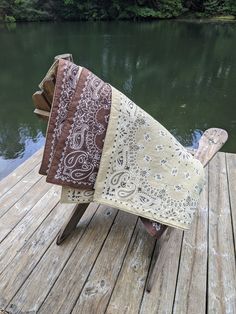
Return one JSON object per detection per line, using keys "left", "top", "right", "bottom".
{"left": 1, "top": 15, "right": 235, "bottom": 24}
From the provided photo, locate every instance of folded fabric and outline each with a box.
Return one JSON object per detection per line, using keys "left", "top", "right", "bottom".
{"left": 40, "top": 60, "right": 205, "bottom": 230}
{"left": 39, "top": 59, "right": 81, "bottom": 175}
{"left": 40, "top": 59, "right": 112, "bottom": 190}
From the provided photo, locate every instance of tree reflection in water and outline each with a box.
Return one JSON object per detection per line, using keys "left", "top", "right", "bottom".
{"left": 0, "top": 20, "right": 235, "bottom": 179}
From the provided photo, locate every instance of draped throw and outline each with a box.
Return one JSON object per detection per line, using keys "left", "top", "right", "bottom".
{"left": 40, "top": 59, "right": 205, "bottom": 230}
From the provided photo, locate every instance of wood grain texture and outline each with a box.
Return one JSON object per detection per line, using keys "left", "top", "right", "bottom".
{"left": 0, "top": 165, "right": 42, "bottom": 218}
{"left": 42, "top": 78, "right": 55, "bottom": 104}
{"left": 0, "top": 148, "right": 42, "bottom": 198}
{"left": 34, "top": 108, "right": 50, "bottom": 120}
{"left": 56, "top": 203, "right": 89, "bottom": 245}
{"left": 106, "top": 220, "right": 156, "bottom": 314}
{"left": 195, "top": 128, "right": 228, "bottom": 167}
{"left": 139, "top": 228, "right": 183, "bottom": 314}
{"left": 0, "top": 186, "right": 59, "bottom": 277}
{"left": 1, "top": 200, "right": 75, "bottom": 311}
{"left": 38, "top": 60, "right": 58, "bottom": 90}
{"left": 39, "top": 205, "right": 118, "bottom": 314}
{"left": 0, "top": 177, "right": 50, "bottom": 243}
{"left": 226, "top": 153, "right": 236, "bottom": 253}
{"left": 0, "top": 147, "right": 235, "bottom": 313}
{"left": 71, "top": 211, "right": 137, "bottom": 314}
{"left": 145, "top": 227, "right": 173, "bottom": 292}
{"left": 173, "top": 166, "right": 209, "bottom": 313}
{"left": 208, "top": 153, "right": 236, "bottom": 313}
{"left": 7, "top": 203, "right": 98, "bottom": 314}
{"left": 32, "top": 91, "right": 51, "bottom": 111}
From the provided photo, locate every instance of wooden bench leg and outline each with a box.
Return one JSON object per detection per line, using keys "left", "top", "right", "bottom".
{"left": 140, "top": 217, "right": 167, "bottom": 238}
{"left": 56, "top": 203, "right": 89, "bottom": 245}
{"left": 146, "top": 227, "right": 173, "bottom": 292}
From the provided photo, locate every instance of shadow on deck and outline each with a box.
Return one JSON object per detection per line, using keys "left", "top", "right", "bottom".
{"left": 0, "top": 149, "right": 235, "bottom": 313}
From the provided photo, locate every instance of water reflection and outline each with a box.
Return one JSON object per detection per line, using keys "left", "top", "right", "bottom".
{"left": 0, "top": 134, "right": 44, "bottom": 179}
{"left": 0, "top": 20, "right": 235, "bottom": 179}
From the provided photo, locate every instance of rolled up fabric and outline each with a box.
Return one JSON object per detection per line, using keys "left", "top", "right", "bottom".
{"left": 40, "top": 60, "right": 205, "bottom": 230}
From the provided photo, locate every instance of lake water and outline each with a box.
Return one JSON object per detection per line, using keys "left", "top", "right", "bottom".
{"left": 0, "top": 20, "right": 236, "bottom": 180}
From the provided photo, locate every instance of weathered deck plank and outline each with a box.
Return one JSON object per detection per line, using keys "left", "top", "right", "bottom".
{"left": 0, "top": 165, "right": 42, "bottom": 219}
{"left": 226, "top": 153, "right": 236, "bottom": 253}
{"left": 0, "top": 150, "right": 235, "bottom": 314}
{"left": 0, "top": 148, "right": 42, "bottom": 199}
{"left": 0, "top": 186, "right": 59, "bottom": 276}
{"left": 71, "top": 211, "right": 138, "bottom": 314}
{"left": 208, "top": 153, "right": 236, "bottom": 313}
{"left": 0, "top": 194, "right": 66, "bottom": 309}
{"left": 5, "top": 203, "right": 99, "bottom": 314}
{"left": 39, "top": 206, "right": 118, "bottom": 314}
{"left": 173, "top": 166, "right": 209, "bottom": 313}
{"left": 106, "top": 220, "right": 156, "bottom": 314}
{"left": 0, "top": 177, "right": 49, "bottom": 243}
{"left": 139, "top": 228, "right": 183, "bottom": 313}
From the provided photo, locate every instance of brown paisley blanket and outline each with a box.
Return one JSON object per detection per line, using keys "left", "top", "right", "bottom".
{"left": 40, "top": 59, "right": 111, "bottom": 189}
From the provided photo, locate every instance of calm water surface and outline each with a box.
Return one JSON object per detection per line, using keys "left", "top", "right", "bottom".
{"left": 0, "top": 21, "right": 236, "bottom": 180}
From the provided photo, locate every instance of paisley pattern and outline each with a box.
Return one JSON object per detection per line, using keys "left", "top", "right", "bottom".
{"left": 46, "top": 68, "right": 112, "bottom": 189}
{"left": 39, "top": 61, "right": 204, "bottom": 230}
{"left": 94, "top": 87, "right": 205, "bottom": 230}
{"left": 39, "top": 59, "right": 80, "bottom": 175}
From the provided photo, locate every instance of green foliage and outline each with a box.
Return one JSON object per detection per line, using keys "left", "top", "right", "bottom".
{"left": 0, "top": 0, "right": 235, "bottom": 22}
{"left": 64, "top": 0, "right": 74, "bottom": 4}
{"left": 203, "top": 0, "right": 236, "bottom": 16}
{"left": 157, "top": 0, "right": 184, "bottom": 18}
{"left": 204, "top": 0, "right": 223, "bottom": 15}
{"left": 125, "top": 6, "right": 161, "bottom": 18}
{"left": 4, "top": 15, "right": 16, "bottom": 23}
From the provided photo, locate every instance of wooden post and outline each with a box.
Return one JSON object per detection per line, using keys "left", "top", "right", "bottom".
{"left": 33, "top": 109, "right": 50, "bottom": 121}
{"left": 32, "top": 91, "right": 51, "bottom": 111}
{"left": 33, "top": 53, "right": 74, "bottom": 119}
{"left": 42, "top": 78, "right": 55, "bottom": 104}
{"left": 56, "top": 203, "right": 89, "bottom": 245}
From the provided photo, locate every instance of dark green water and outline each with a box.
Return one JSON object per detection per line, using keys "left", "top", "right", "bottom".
{"left": 0, "top": 21, "right": 236, "bottom": 180}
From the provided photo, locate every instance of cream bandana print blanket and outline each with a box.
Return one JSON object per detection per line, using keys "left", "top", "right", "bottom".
{"left": 94, "top": 87, "right": 205, "bottom": 230}
{"left": 61, "top": 84, "right": 205, "bottom": 230}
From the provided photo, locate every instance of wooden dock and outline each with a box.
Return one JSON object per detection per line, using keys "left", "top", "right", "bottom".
{"left": 0, "top": 149, "right": 235, "bottom": 314}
